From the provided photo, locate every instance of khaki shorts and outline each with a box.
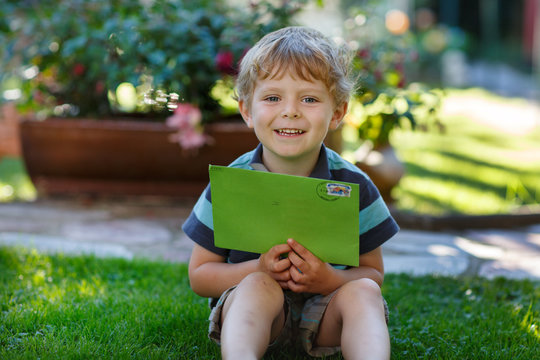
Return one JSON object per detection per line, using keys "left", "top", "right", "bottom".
{"left": 207, "top": 287, "right": 390, "bottom": 358}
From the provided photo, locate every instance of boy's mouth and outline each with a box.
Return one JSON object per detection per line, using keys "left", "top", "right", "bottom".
{"left": 274, "top": 128, "right": 305, "bottom": 136}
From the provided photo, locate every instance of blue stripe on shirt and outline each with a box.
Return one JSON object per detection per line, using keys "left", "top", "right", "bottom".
{"left": 193, "top": 193, "right": 214, "bottom": 230}
{"left": 359, "top": 196, "right": 390, "bottom": 235}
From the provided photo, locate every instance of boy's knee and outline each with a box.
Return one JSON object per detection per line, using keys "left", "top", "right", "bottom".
{"left": 335, "top": 278, "right": 383, "bottom": 306}
{"left": 237, "top": 272, "right": 283, "bottom": 297}
{"left": 228, "top": 272, "right": 285, "bottom": 317}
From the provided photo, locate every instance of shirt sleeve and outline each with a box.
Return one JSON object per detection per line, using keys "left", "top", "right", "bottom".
{"left": 357, "top": 179, "right": 400, "bottom": 254}
{"left": 181, "top": 184, "right": 229, "bottom": 257}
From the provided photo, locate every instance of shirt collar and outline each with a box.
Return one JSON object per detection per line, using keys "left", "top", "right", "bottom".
{"left": 249, "top": 143, "right": 332, "bottom": 180}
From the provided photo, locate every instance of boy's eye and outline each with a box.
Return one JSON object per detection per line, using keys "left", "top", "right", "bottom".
{"left": 302, "top": 97, "right": 318, "bottom": 103}
{"left": 265, "top": 96, "right": 280, "bottom": 102}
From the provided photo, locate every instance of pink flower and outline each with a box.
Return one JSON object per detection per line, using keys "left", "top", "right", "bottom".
{"left": 215, "top": 51, "right": 236, "bottom": 75}
{"left": 374, "top": 69, "right": 383, "bottom": 82}
{"left": 357, "top": 48, "right": 371, "bottom": 59}
{"left": 169, "top": 128, "right": 207, "bottom": 151}
{"left": 95, "top": 81, "right": 105, "bottom": 94}
{"left": 72, "top": 63, "right": 85, "bottom": 76}
{"left": 33, "top": 90, "right": 45, "bottom": 104}
{"left": 166, "top": 103, "right": 208, "bottom": 151}
{"left": 166, "top": 103, "right": 202, "bottom": 129}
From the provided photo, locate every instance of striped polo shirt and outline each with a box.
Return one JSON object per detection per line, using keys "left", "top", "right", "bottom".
{"left": 182, "top": 144, "right": 399, "bottom": 264}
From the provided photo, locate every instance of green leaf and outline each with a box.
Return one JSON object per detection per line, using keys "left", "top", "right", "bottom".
{"left": 62, "top": 36, "right": 87, "bottom": 57}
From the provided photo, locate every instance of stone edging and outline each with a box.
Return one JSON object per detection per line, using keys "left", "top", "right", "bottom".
{"left": 391, "top": 210, "right": 540, "bottom": 230}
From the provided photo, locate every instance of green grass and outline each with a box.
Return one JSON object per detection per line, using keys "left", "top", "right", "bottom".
{"left": 0, "top": 247, "right": 217, "bottom": 359}
{"left": 1, "top": 247, "right": 539, "bottom": 359}
{"left": 342, "top": 88, "right": 540, "bottom": 215}
{"left": 0, "top": 157, "right": 36, "bottom": 202}
{"left": 391, "top": 89, "right": 540, "bottom": 215}
{"left": 391, "top": 120, "right": 540, "bottom": 215}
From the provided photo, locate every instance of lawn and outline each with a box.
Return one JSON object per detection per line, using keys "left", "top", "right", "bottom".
{"left": 341, "top": 88, "right": 540, "bottom": 215}
{"left": 1, "top": 247, "right": 539, "bottom": 359}
{"left": 0, "top": 157, "right": 35, "bottom": 203}
{"left": 391, "top": 89, "right": 540, "bottom": 215}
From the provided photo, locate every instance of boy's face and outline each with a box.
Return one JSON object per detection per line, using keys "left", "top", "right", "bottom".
{"left": 239, "top": 70, "right": 347, "bottom": 174}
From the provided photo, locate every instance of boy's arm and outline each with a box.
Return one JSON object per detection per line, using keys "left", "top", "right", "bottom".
{"left": 188, "top": 243, "right": 292, "bottom": 298}
{"left": 285, "top": 238, "right": 384, "bottom": 295}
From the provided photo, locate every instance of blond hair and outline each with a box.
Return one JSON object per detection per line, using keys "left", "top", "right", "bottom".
{"left": 235, "top": 26, "right": 354, "bottom": 109}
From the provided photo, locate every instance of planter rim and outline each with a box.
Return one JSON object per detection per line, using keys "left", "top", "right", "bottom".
{"left": 20, "top": 117, "right": 251, "bottom": 133}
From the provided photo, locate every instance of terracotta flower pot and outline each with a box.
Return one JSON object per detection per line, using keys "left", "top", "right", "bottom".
{"left": 0, "top": 103, "right": 21, "bottom": 157}
{"left": 355, "top": 144, "right": 405, "bottom": 204}
{"left": 19, "top": 117, "right": 344, "bottom": 198}
{"left": 19, "top": 117, "right": 259, "bottom": 197}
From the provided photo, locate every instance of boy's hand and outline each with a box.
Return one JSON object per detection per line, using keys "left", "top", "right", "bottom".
{"left": 257, "top": 243, "right": 292, "bottom": 289}
{"left": 286, "top": 238, "right": 337, "bottom": 295}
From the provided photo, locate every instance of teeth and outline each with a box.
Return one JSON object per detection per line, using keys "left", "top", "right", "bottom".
{"left": 276, "top": 129, "right": 305, "bottom": 135}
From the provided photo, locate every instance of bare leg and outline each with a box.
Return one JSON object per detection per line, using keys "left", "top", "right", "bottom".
{"left": 315, "top": 278, "right": 390, "bottom": 360}
{"left": 220, "top": 272, "right": 286, "bottom": 360}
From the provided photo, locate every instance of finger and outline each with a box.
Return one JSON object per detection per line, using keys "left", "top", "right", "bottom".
{"left": 269, "top": 243, "right": 292, "bottom": 258}
{"left": 272, "top": 258, "right": 291, "bottom": 273}
{"left": 272, "top": 270, "right": 291, "bottom": 282}
{"left": 287, "top": 250, "right": 307, "bottom": 275}
{"left": 287, "top": 238, "right": 313, "bottom": 261}
{"left": 278, "top": 281, "right": 289, "bottom": 290}
{"left": 287, "top": 250, "right": 302, "bottom": 266}
{"left": 289, "top": 264, "right": 304, "bottom": 283}
{"left": 286, "top": 279, "right": 305, "bottom": 294}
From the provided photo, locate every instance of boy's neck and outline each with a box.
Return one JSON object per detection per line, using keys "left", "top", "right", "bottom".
{"left": 260, "top": 146, "right": 320, "bottom": 177}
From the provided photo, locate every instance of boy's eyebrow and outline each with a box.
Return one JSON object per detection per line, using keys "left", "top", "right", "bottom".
{"left": 256, "top": 84, "right": 328, "bottom": 94}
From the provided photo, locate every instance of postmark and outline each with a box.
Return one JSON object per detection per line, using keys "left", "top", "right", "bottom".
{"left": 316, "top": 182, "right": 352, "bottom": 201}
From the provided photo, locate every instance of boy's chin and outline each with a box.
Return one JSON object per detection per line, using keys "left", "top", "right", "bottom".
{"left": 264, "top": 146, "right": 321, "bottom": 161}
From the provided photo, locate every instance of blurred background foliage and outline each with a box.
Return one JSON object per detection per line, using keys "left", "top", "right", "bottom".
{"left": 0, "top": 0, "right": 307, "bottom": 120}
{"left": 0, "top": 0, "right": 441, "bottom": 143}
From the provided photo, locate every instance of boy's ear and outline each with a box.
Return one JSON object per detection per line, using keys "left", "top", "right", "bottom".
{"left": 330, "top": 102, "right": 348, "bottom": 130}
{"left": 238, "top": 99, "right": 254, "bottom": 128}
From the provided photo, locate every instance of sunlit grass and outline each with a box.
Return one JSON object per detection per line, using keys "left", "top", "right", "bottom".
{"left": 1, "top": 246, "right": 539, "bottom": 359}
{"left": 389, "top": 89, "right": 540, "bottom": 215}
{"left": 0, "top": 157, "right": 36, "bottom": 202}
{"left": 341, "top": 88, "right": 540, "bottom": 215}
{"left": 0, "top": 247, "right": 216, "bottom": 359}
{"left": 396, "top": 176, "right": 510, "bottom": 214}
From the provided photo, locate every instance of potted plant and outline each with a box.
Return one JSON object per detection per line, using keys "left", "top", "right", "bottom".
{"left": 339, "top": 2, "right": 443, "bottom": 202}
{"left": 0, "top": 0, "right": 312, "bottom": 197}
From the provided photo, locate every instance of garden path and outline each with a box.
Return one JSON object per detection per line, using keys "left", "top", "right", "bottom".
{"left": 0, "top": 198, "right": 538, "bottom": 280}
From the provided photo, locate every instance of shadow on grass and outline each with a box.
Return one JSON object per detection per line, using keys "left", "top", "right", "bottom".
{"left": 436, "top": 150, "right": 540, "bottom": 177}
{"left": 394, "top": 187, "right": 465, "bottom": 214}
{"left": 464, "top": 132, "right": 520, "bottom": 149}
{"left": 402, "top": 162, "right": 506, "bottom": 195}
{"left": 401, "top": 154, "right": 538, "bottom": 211}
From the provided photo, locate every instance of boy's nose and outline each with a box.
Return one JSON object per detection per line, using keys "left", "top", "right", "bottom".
{"left": 282, "top": 112, "right": 299, "bottom": 118}
{"left": 281, "top": 102, "right": 300, "bottom": 119}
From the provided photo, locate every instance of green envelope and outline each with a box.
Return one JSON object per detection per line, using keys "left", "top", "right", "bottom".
{"left": 209, "top": 165, "right": 360, "bottom": 266}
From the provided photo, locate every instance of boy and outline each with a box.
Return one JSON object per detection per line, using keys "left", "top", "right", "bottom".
{"left": 183, "top": 26, "right": 399, "bottom": 359}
